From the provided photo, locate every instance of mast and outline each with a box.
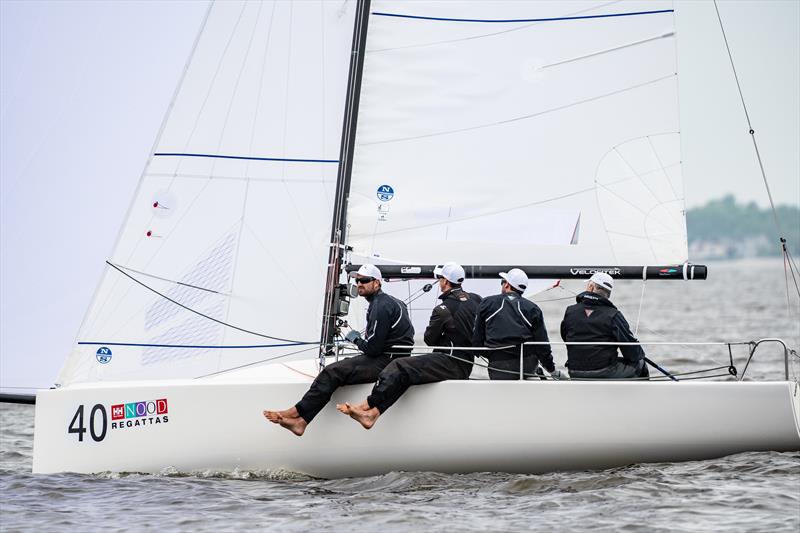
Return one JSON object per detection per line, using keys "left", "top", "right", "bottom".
{"left": 319, "top": 0, "right": 372, "bottom": 363}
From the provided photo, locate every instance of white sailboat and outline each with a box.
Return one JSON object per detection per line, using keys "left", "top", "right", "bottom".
{"left": 30, "top": 0, "right": 799, "bottom": 477}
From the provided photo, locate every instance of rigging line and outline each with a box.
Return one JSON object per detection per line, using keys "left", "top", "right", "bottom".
{"left": 371, "top": 9, "right": 673, "bottom": 24}
{"left": 783, "top": 243, "right": 800, "bottom": 291}
{"left": 712, "top": 0, "right": 781, "bottom": 234}
{"left": 368, "top": 1, "right": 622, "bottom": 54}
{"left": 193, "top": 344, "right": 319, "bottom": 379}
{"left": 152, "top": 153, "right": 338, "bottom": 164}
{"left": 97, "top": 220, "right": 241, "bottom": 342}
{"left": 350, "top": 186, "right": 596, "bottom": 238}
{"left": 107, "top": 263, "right": 225, "bottom": 295}
{"left": 634, "top": 276, "right": 646, "bottom": 337}
{"left": 784, "top": 247, "right": 800, "bottom": 299}
{"left": 105, "top": 261, "right": 314, "bottom": 344}
{"left": 361, "top": 73, "right": 676, "bottom": 146}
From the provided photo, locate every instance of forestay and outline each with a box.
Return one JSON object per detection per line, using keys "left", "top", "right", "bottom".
{"left": 57, "top": 1, "right": 355, "bottom": 386}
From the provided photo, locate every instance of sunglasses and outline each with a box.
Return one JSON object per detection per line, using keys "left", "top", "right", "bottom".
{"left": 355, "top": 277, "right": 375, "bottom": 284}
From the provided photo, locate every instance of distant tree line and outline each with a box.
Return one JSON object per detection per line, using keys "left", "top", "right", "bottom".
{"left": 686, "top": 195, "right": 800, "bottom": 258}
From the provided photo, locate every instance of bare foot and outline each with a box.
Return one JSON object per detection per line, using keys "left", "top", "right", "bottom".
{"left": 346, "top": 403, "right": 381, "bottom": 430}
{"left": 336, "top": 402, "right": 352, "bottom": 415}
{"left": 277, "top": 416, "right": 307, "bottom": 436}
{"left": 263, "top": 410, "right": 282, "bottom": 423}
{"left": 277, "top": 406, "right": 299, "bottom": 418}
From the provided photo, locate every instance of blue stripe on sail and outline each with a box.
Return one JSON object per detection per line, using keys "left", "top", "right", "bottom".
{"left": 78, "top": 341, "right": 315, "bottom": 349}
{"left": 153, "top": 152, "right": 339, "bottom": 164}
{"left": 371, "top": 9, "right": 674, "bottom": 24}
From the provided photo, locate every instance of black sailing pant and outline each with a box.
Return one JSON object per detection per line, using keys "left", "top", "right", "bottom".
{"left": 366, "top": 352, "right": 472, "bottom": 413}
{"left": 294, "top": 353, "right": 406, "bottom": 423}
{"left": 486, "top": 347, "right": 538, "bottom": 380}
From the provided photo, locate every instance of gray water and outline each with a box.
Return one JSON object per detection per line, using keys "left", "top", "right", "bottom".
{"left": 2, "top": 258, "right": 800, "bottom": 531}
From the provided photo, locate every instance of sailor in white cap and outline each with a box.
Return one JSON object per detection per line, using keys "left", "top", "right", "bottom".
{"left": 263, "top": 264, "right": 414, "bottom": 435}
{"left": 560, "top": 272, "right": 649, "bottom": 379}
{"left": 338, "top": 262, "right": 483, "bottom": 429}
{"left": 472, "top": 268, "right": 556, "bottom": 380}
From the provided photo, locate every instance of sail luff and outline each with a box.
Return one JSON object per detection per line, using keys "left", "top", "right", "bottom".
{"left": 55, "top": 2, "right": 216, "bottom": 387}
{"left": 319, "top": 0, "right": 372, "bottom": 360}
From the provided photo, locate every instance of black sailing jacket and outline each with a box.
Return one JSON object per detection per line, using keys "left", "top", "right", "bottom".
{"left": 423, "top": 288, "right": 482, "bottom": 361}
{"left": 472, "top": 291, "right": 555, "bottom": 372}
{"left": 354, "top": 289, "right": 414, "bottom": 357}
{"left": 560, "top": 291, "right": 645, "bottom": 371}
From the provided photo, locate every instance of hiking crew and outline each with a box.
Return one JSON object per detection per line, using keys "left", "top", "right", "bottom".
{"left": 263, "top": 264, "right": 414, "bottom": 435}
{"left": 338, "top": 262, "right": 482, "bottom": 429}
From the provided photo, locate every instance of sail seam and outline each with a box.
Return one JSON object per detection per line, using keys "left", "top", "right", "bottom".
{"left": 361, "top": 74, "right": 676, "bottom": 146}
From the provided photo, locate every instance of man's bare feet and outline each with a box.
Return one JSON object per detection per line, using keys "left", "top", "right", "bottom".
{"left": 340, "top": 402, "right": 380, "bottom": 430}
{"left": 263, "top": 408, "right": 307, "bottom": 436}
{"left": 277, "top": 406, "right": 299, "bottom": 418}
{"left": 277, "top": 416, "right": 307, "bottom": 436}
{"left": 263, "top": 410, "right": 282, "bottom": 423}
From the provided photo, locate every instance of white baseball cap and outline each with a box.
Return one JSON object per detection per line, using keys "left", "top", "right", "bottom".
{"left": 433, "top": 262, "right": 465, "bottom": 284}
{"left": 589, "top": 272, "right": 614, "bottom": 291}
{"left": 349, "top": 264, "right": 382, "bottom": 281}
{"left": 499, "top": 268, "right": 528, "bottom": 292}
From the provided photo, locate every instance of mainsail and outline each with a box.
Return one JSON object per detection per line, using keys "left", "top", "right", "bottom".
{"left": 57, "top": 1, "right": 356, "bottom": 385}
{"left": 342, "top": 0, "right": 688, "bottom": 335}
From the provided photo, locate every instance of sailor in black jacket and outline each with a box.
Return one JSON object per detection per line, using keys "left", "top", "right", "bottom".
{"left": 264, "top": 264, "right": 414, "bottom": 435}
{"left": 560, "top": 272, "right": 648, "bottom": 379}
{"left": 472, "top": 268, "right": 556, "bottom": 380}
{"left": 337, "top": 262, "right": 482, "bottom": 429}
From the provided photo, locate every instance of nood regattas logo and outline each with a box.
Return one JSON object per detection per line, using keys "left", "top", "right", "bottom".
{"left": 110, "top": 398, "right": 169, "bottom": 430}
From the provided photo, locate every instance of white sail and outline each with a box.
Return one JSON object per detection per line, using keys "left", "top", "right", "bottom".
{"left": 56, "top": 1, "right": 356, "bottom": 386}
{"left": 345, "top": 0, "right": 687, "bottom": 269}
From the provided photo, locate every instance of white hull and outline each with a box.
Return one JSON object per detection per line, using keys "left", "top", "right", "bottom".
{"left": 33, "top": 362, "right": 800, "bottom": 478}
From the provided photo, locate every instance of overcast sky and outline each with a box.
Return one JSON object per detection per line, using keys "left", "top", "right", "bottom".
{"left": 1, "top": 0, "right": 798, "bottom": 391}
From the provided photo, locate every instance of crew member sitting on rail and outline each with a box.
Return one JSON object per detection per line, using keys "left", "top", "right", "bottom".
{"left": 472, "top": 268, "right": 556, "bottom": 379}
{"left": 338, "top": 262, "right": 482, "bottom": 429}
{"left": 263, "top": 264, "right": 414, "bottom": 435}
{"left": 560, "top": 272, "right": 649, "bottom": 379}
